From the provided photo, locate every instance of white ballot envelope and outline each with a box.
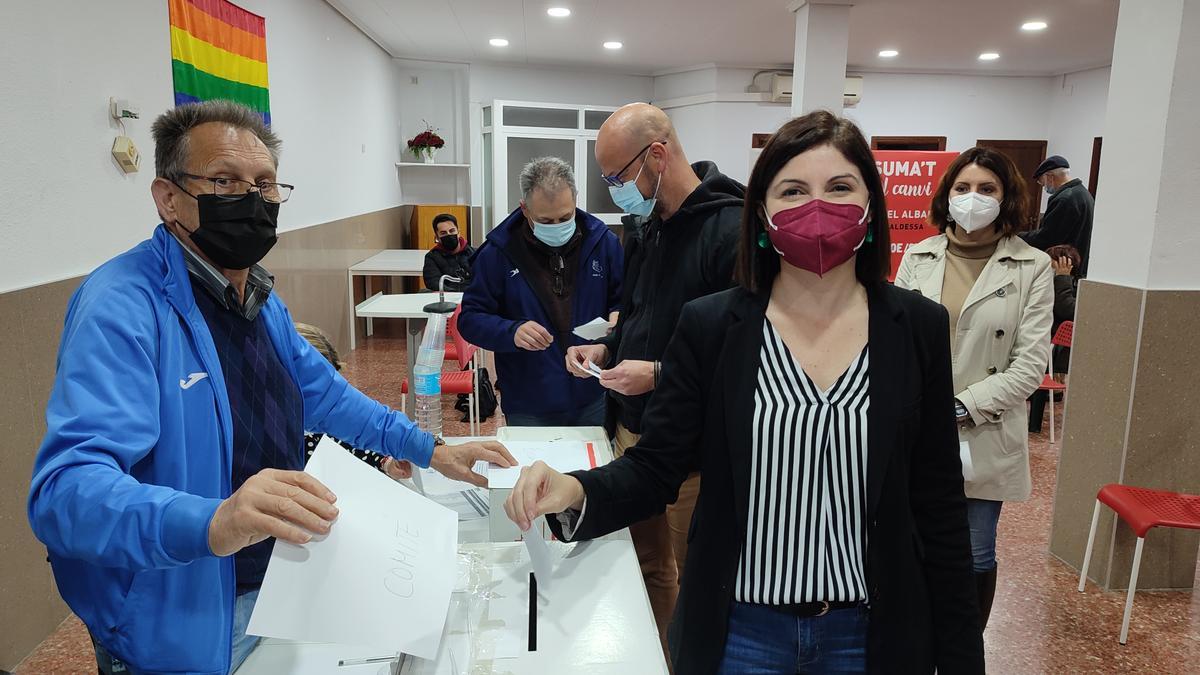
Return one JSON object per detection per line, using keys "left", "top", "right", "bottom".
{"left": 247, "top": 437, "right": 458, "bottom": 659}
{"left": 572, "top": 317, "right": 611, "bottom": 341}
{"left": 570, "top": 358, "right": 604, "bottom": 378}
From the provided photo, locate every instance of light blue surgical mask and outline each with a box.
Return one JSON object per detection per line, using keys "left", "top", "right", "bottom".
{"left": 608, "top": 156, "right": 662, "bottom": 217}
{"left": 532, "top": 218, "right": 576, "bottom": 248}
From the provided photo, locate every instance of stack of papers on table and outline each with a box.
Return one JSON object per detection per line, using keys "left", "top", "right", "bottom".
{"left": 487, "top": 441, "right": 599, "bottom": 489}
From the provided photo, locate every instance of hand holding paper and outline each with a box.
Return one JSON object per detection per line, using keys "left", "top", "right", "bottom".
{"left": 246, "top": 438, "right": 458, "bottom": 659}
{"left": 572, "top": 317, "right": 611, "bottom": 341}
{"left": 430, "top": 440, "right": 517, "bottom": 488}
{"left": 207, "top": 468, "right": 339, "bottom": 557}
{"left": 503, "top": 460, "right": 587, "bottom": 532}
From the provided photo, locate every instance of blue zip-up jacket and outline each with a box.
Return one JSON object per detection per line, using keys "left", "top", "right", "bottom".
{"left": 27, "top": 226, "right": 435, "bottom": 674}
{"left": 458, "top": 208, "right": 622, "bottom": 417}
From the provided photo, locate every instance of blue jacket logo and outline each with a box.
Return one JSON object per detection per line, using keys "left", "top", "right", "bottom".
{"left": 591, "top": 259, "right": 603, "bottom": 276}
{"left": 179, "top": 372, "right": 208, "bottom": 390}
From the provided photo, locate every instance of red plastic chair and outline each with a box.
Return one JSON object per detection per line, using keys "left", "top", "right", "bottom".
{"left": 1078, "top": 483, "right": 1200, "bottom": 643}
{"left": 1037, "top": 320, "right": 1074, "bottom": 443}
{"left": 400, "top": 305, "right": 481, "bottom": 435}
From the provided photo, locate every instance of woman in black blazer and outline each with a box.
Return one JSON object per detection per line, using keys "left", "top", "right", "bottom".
{"left": 505, "top": 112, "right": 984, "bottom": 674}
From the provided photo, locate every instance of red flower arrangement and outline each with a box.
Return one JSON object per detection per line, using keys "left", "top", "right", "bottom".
{"left": 407, "top": 121, "right": 445, "bottom": 162}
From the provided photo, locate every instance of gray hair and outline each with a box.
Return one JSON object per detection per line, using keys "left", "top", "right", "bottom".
{"left": 151, "top": 100, "right": 281, "bottom": 181}
{"left": 519, "top": 156, "right": 577, "bottom": 203}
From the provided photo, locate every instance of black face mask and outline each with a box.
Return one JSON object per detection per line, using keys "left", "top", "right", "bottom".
{"left": 183, "top": 191, "right": 280, "bottom": 270}
{"left": 439, "top": 234, "right": 460, "bottom": 251}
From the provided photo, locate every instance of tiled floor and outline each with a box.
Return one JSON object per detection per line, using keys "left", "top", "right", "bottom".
{"left": 14, "top": 336, "right": 1200, "bottom": 673}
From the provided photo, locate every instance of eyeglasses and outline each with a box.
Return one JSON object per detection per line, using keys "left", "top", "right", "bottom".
{"left": 179, "top": 173, "right": 294, "bottom": 203}
{"left": 601, "top": 140, "right": 667, "bottom": 188}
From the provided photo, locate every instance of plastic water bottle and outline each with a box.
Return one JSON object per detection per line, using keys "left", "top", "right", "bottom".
{"left": 413, "top": 311, "right": 447, "bottom": 437}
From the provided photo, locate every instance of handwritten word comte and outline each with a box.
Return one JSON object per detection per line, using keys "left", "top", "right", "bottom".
{"left": 384, "top": 521, "right": 421, "bottom": 598}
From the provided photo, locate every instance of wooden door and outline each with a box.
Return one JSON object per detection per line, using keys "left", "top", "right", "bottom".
{"left": 1089, "top": 137, "right": 1103, "bottom": 196}
{"left": 871, "top": 136, "right": 947, "bottom": 151}
{"left": 975, "top": 139, "right": 1047, "bottom": 229}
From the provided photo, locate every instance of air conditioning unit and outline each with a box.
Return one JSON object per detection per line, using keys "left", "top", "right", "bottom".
{"left": 768, "top": 74, "right": 865, "bottom": 107}
{"left": 843, "top": 76, "right": 864, "bottom": 107}
{"left": 770, "top": 73, "right": 793, "bottom": 103}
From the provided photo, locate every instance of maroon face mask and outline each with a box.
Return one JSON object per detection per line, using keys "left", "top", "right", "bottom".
{"left": 765, "top": 199, "right": 870, "bottom": 277}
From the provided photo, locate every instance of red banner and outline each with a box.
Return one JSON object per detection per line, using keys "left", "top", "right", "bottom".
{"left": 873, "top": 151, "right": 959, "bottom": 280}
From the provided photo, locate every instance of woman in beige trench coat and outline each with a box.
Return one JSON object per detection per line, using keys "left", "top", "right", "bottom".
{"left": 895, "top": 146, "right": 1052, "bottom": 631}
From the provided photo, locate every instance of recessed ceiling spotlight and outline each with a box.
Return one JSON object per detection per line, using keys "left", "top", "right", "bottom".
{"left": 489, "top": 38, "right": 509, "bottom": 47}
{"left": 603, "top": 41, "right": 623, "bottom": 50}
{"left": 878, "top": 49, "right": 899, "bottom": 58}
{"left": 1021, "top": 20, "right": 1048, "bottom": 31}
{"left": 978, "top": 52, "right": 1000, "bottom": 61}
{"left": 547, "top": 7, "right": 571, "bottom": 18}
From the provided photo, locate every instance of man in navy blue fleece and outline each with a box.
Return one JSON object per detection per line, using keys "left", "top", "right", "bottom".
{"left": 27, "top": 100, "right": 514, "bottom": 675}
{"left": 459, "top": 157, "right": 622, "bottom": 428}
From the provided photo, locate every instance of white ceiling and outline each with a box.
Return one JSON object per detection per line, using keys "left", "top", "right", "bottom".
{"left": 325, "top": 0, "right": 1118, "bottom": 77}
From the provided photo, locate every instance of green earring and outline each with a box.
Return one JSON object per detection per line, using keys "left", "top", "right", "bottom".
{"left": 757, "top": 232, "right": 771, "bottom": 249}
{"left": 865, "top": 229, "right": 874, "bottom": 244}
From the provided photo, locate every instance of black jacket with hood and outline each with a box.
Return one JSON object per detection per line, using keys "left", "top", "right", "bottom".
{"left": 599, "top": 161, "right": 744, "bottom": 434}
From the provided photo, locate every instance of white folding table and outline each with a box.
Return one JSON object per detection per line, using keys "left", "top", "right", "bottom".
{"left": 347, "top": 250, "right": 430, "bottom": 351}
{"left": 237, "top": 427, "right": 666, "bottom": 675}
{"left": 354, "top": 292, "right": 463, "bottom": 415}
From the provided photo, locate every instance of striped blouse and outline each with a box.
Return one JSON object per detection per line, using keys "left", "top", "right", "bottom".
{"left": 735, "top": 318, "right": 871, "bottom": 605}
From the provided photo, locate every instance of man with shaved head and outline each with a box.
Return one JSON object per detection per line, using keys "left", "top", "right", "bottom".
{"left": 566, "top": 102, "right": 744, "bottom": 650}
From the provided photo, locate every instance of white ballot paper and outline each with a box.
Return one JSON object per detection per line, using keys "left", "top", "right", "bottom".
{"left": 572, "top": 316, "right": 611, "bottom": 341}
{"left": 247, "top": 437, "right": 458, "bottom": 659}
{"left": 570, "top": 358, "right": 604, "bottom": 379}
{"left": 488, "top": 441, "right": 597, "bottom": 489}
{"left": 522, "top": 517, "right": 554, "bottom": 592}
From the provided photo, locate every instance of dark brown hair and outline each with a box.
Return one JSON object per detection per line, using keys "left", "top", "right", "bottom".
{"left": 1046, "top": 244, "right": 1081, "bottom": 274}
{"left": 734, "top": 111, "right": 891, "bottom": 294}
{"left": 929, "top": 147, "right": 1031, "bottom": 236}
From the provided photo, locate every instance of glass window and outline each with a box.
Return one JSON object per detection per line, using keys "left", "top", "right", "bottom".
{"left": 506, "top": 137, "right": 576, "bottom": 213}
{"left": 482, "top": 106, "right": 492, "bottom": 127}
{"left": 503, "top": 106, "right": 579, "bottom": 129}
{"left": 586, "top": 140, "right": 619, "bottom": 214}
{"left": 584, "top": 110, "right": 612, "bottom": 130}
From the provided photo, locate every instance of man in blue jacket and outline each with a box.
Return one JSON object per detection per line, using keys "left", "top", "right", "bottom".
{"left": 26, "top": 100, "right": 514, "bottom": 675}
{"left": 459, "top": 157, "right": 622, "bottom": 427}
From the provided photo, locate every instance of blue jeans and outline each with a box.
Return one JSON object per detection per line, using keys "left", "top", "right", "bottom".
{"left": 966, "top": 498, "right": 1004, "bottom": 573}
{"left": 503, "top": 395, "right": 606, "bottom": 428}
{"left": 231, "top": 589, "right": 261, "bottom": 672}
{"left": 92, "top": 590, "right": 260, "bottom": 674}
{"left": 717, "top": 602, "right": 869, "bottom": 674}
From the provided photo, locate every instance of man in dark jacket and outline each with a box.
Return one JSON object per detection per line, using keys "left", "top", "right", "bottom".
{"left": 1021, "top": 155, "right": 1094, "bottom": 276}
{"left": 459, "top": 157, "right": 622, "bottom": 427}
{"left": 566, "top": 102, "right": 744, "bottom": 652}
{"left": 422, "top": 213, "right": 474, "bottom": 291}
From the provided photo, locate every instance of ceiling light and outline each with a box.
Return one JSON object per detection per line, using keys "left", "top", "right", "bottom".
{"left": 1021, "top": 20, "right": 1048, "bottom": 31}
{"left": 878, "top": 49, "right": 899, "bottom": 58}
{"left": 547, "top": 7, "right": 571, "bottom": 18}
{"left": 978, "top": 52, "right": 1000, "bottom": 61}
{"left": 603, "top": 41, "right": 623, "bottom": 50}
{"left": 489, "top": 38, "right": 509, "bottom": 47}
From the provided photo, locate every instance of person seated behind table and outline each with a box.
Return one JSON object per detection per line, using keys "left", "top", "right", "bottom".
{"left": 423, "top": 213, "right": 474, "bottom": 291}
{"left": 1028, "top": 244, "right": 1080, "bottom": 433}
{"left": 295, "top": 322, "right": 413, "bottom": 480}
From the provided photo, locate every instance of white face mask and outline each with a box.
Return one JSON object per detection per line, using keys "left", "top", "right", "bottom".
{"left": 948, "top": 192, "right": 1001, "bottom": 233}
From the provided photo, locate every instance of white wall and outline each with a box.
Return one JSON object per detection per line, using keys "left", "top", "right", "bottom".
{"left": 396, "top": 62, "right": 469, "bottom": 164}
{"left": 658, "top": 67, "right": 1112, "bottom": 196}
{"left": 844, "top": 72, "right": 1055, "bottom": 153}
{"left": 0, "top": 0, "right": 403, "bottom": 294}
{"left": 1046, "top": 67, "right": 1110, "bottom": 190}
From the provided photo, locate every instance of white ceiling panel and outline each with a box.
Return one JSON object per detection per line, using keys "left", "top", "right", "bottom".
{"left": 326, "top": 0, "right": 1118, "bottom": 76}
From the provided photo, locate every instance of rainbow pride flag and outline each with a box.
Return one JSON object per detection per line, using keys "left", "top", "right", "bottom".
{"left": 168, "top": 0, "right": 270, "bottom": 124}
